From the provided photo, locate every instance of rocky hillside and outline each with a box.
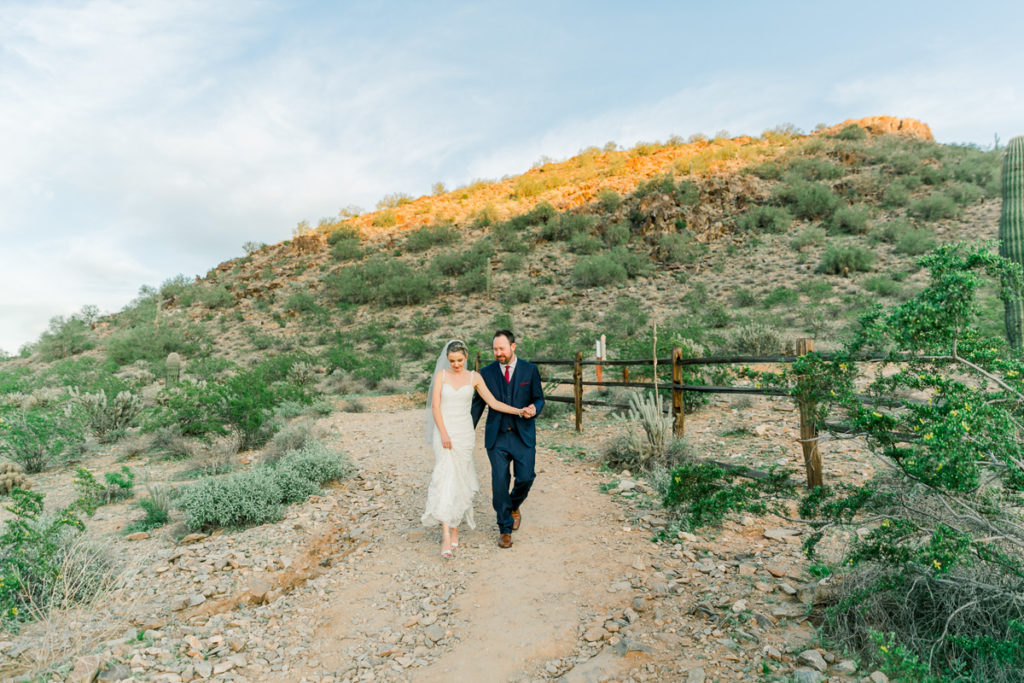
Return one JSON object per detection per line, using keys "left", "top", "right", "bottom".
{"left": 14, "top": 115, "right": 1001, "bottom": 393}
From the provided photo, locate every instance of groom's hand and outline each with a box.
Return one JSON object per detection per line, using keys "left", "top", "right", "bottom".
{"left": 522, "top": 404, "right": 537, "bottom": 419}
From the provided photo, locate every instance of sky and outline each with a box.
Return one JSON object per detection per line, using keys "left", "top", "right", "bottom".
{"left": 1, "top": 0, "right": 1022, "bottom": 354}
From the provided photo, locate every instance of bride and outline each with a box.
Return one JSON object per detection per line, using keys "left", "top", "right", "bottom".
{"left": 422, "top": 340, "right": 522, "bottom": 558}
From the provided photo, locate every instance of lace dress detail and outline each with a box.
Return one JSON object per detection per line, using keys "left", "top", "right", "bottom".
{"left": 422, "top": 372, "right": 480, "bottom": 529}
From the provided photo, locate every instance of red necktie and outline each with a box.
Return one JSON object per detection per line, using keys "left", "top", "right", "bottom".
{"left": 504, "top": 365, "right": 510, "bottom": 383}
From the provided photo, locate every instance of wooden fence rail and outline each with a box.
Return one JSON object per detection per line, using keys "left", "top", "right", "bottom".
{"left": 510, "top": 339, "right": 826, "bottom": 488}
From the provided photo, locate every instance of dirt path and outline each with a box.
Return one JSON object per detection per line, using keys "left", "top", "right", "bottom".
{"left": 282, "top": 407, "right": 646, "bottom": 682}
{"left": 2, "top": 395, "right": 874, "bottom": 682}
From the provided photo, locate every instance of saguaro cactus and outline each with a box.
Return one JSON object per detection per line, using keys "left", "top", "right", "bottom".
{"left": 1000, "top": 137, "right": 1024, "bottom": 349}
{"left": 166, "top": 352, "right": 182, "bottom": 386}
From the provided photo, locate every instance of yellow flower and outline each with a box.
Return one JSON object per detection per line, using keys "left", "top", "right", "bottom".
{"left": 962, "top": 422, "right": 969, "bottom": 432}
{"left": 933, "top": 560, "right": 942, "bottom": 570}
{"left": 872, "top": 411, "right": 883, "bottom": 418}
{"left": 964, "top": 404, "right": 971, "bottom": 411}
{"left": 950, "top": 410, "right": 959, "bottom": 417}
{"left": 937, "top": 463, "right": 943, "bottom": 471}
{"left": 1008, "top": 370, "right": 1019, "bottom": 378}
{"left": 839, "top": 363, "right": 848, "bottom": 371}
{"left": 882, "top": 519, "right": 890, "bottom": 527}
{"left": 880, "top": 646, "right": 888, "bottom": 653}
{"left": 924, "top": 433, "right": 934, "bottom": 441}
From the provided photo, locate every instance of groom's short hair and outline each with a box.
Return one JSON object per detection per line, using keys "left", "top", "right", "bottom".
{"left": 493, "top": 329, "right": 515, "bottom": 345}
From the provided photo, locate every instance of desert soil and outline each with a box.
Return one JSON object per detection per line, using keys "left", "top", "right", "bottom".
{"left": 1, "top": 393, "right": 886, "bottom": 683}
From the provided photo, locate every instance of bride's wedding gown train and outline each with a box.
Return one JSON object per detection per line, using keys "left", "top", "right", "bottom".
{"left": 422, "top": 376, "right": 480, "bottom": 529}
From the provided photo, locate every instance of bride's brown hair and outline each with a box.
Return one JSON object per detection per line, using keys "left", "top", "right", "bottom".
{"left": 446, "top": 340, "right": 468, "bottom": 358}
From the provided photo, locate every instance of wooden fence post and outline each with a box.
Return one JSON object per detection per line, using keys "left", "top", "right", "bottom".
{"left": 671, "top": 346, "right": 685, "bottom": 437}
{"left": 622, "top": 367, "right": 629, "bottom": 383}
{"left": 796, "top": 338, "right": 823, "bottom": 488}
{"left": 573, "top": 351, "right": 583, "bottom": 433}
{"left": 475, "top": 353, "right": 481, "bottom": 372}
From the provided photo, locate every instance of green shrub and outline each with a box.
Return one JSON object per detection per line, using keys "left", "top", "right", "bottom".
{"left": 789, "top": 226, "right": 827, "bottom": 251}
{"left": 785, "top": 157, "right": 843, "bottom": 181}
{"left": 772, "top": 180, "right": 840, "bottom": 220}
{"left": 601, "top": 222, "right": 631, "bottom": 247}
{"left": 864, "top": 275, "right": 903, "bottom": 297}
{"left": 737, "top": 205, "right": 793, "bottom": 234}
{"left": 828, "top": 204, "right": 871, "bottom": 234}
{"left": 908, "top": 192, "right": 957, "bottom": 221}
{"left": 377, "top": 192, "right": 413, "bottom": 209}
{"left": 330, "top": 238, "right": 363, "bottom": 262}
{"left": 106, "top": 322, "right": 206, "bottom": 365}
{"left": 727, "top": 321, "right": 784, "bottom": 355}
{"left": 572, "top": 253, "right": 628, "bottom": 287}
{"left": 126, "top": 486, "right": 172, "bottom": 532}
{"left": 540, "top": 213, "right": 596, "bottom": 242}
{"left": 732, "top": 288, "right": 758, "bottom": 307}
{"left": 881, "top": 180, "right": 911, "bottom": 208}
{"left": 947, "top": 181, "right": 984, "bottom": 206}
{"left": 145, "top": 380, "right": 226, "bottom": 440}
{"left": 701, "top": 303, "right": 731, "bottom": 328}
{"left": 895, "top": 228, "right": 938, "bottom": 256}
{"left": 654, "top": 232, "right": 705, "bottom": 263}
{"left": 597, "top": 189, "right": 622, "bottom": 212}
{"left": 751, "top": 160, "right": 784, "bottom": 180}
{"left": 371, "top": 210, "right": 396, "bottom": 228}
{"left": 354, "top": 355, "right": 400, "bottom": 388}
{"left": 568, "top": 232, "right": 603, "bottom": 254}
{"left": 817, "top": 244, "right": 876, "bottom": 275}
{"left": 453, "top": 268, "right": 484, "bottom": 294}
{"left": 178, "top": 440, "right": 352, "bottom": 531}
{"left": 73, "top": 466, "right": 134, "bottom": 516}
{"left": 632, "top": 175, "right": 699, "bottom": 205}
{"left": 404, "top": 223, "right": 458, "bottom": 252}
{"left": 277, "top": 441, "right": 354, "bottom": 488}
{"left": 0, "top": 490, "right": 118, "bottom": 626}
{"left": 763, "top": 287, "right": 799, "bottom": 308}
{"left": 501, "top": 253, "right": 525, "bottom": 273}
{"left": 178, "top": 468, "right": 284, "bottom": 530}
{"left": 878, "top": 220, "right": 938, "bottom": 255}
{"left": 327, "top": 223, "right": 360, "bottom": 244}
{"left": 34, "top": 308, "right": 98, "bottom": 361}
{"left": 285, "top": 291, "right": 321, "bottom": 315}
{"left": 604, "top": 298, "right": 649, "bottom": 338}
{"left": 0, "top": 406, "right": 85, "bottom": 473}
{"left": 504, "top": 282, "right": 534, "bottom": 305}
{"left": 663, "top": 461, "right": 793, "bottom": 527}
{"left": 432, "top": 242, "right": 491, "bottom": 276}
{"left": 198, "top": 284, "right": 234, "bottom": 309}
{"left": 833, "top": 124, "right": 867, "bottom": 141}
{"left": 323, "top": 259, "right": 439, "bottom": 307}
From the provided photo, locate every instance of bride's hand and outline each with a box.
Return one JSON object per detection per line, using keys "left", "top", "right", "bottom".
{"left": 440, "top": 432, "right": 452, "bottom": 449}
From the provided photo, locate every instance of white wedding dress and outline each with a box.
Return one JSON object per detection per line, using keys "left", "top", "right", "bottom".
{"left": 421, "top": 372, "right": 480, "bottom": 529}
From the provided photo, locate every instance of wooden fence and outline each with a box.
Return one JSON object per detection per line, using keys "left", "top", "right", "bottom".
{"left": 479, "top": 338, "right": 827, "bottom": 487}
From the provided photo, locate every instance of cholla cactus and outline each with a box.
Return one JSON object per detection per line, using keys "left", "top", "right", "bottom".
{"left": 166, "top": 352, "right": 183, "bottom": 386}
{"left": 1000, "top": 136, "right": 1024, "bottom": 348}
{"left": 288, "top": 361, "right": 317, "bottom": 388}
{"left": 627, "top": 390, "right": 671, "bottom": 461}
{"left": 0, "top": 461, "right": 30, "bottom": 494}
{"left": 70, "top": 388, "right": 143, "bottom": 443}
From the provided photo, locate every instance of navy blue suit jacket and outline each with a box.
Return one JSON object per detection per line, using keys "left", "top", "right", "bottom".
{"left": 471, "top": 359, "right": 545, "bottom": 450}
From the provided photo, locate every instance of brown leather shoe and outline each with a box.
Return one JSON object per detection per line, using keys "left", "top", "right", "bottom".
{"left": 511, "top": 509, "right": 521, "bottom": 531}
{"left": 498, "top": 533, "right": 512, "bottom": 548}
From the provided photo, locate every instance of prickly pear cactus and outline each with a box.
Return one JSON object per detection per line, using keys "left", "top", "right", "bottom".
{"left": 166, "top": 352, "right": 182, "bottom": 386}
{"left": 1001, "top": 137, "right": 1024, "bottom": 349}
{"left": 0, "top": 461, "right": 30, "bottom": 495}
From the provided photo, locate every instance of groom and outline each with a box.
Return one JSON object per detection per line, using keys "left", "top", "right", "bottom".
{"left": 472, "top": 329, "right": 544, "bottom": 548}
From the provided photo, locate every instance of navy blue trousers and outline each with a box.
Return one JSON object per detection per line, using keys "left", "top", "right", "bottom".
{"left": 487, "top": 430, "right": 536, "bottom": 533}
